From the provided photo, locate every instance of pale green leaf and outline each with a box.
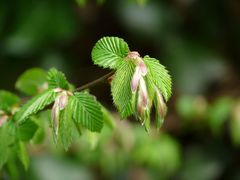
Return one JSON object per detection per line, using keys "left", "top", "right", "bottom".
{"left": 17, "top": 141, "right": 29, "bottom": 170}
{"left": 92, "top": 37, "right": 129, "bottom": 69}
{"left": 0, "top": 123, "right": 15, "bottom": 168}
{"left": 101, "top": 105, "right": 116, "bottom": 129}
{"left": 47, "top": 68, "right": 69, "bottom": 90}
{"left": 72, "top": 92, "right": 103, "bottom": 132}
{"left": 144, "top": 56, "right": 172, "bottom": 101}
{"left": 111, "top": 60, "right": 135, "bottom": 118}
{"left": 18, "top": 119, "right": 38, "bottom": 141}
{"left": 16, "top": 90, "right": 56, "bottom": 123}
{"left": 15, "top": 68, "right": 47, "bottom": 96}
{"left": 59, "top": 97, "right": 74, "bottom": 150}
{"left": 0, "top": 90, "right": 20, "bottom": 112}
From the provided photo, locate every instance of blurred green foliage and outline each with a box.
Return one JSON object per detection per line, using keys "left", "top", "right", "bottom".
{"left": 0, "top": 0, "right": 240, "bottom": 179}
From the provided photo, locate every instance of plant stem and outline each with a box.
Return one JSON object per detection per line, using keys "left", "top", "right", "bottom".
{"left": 75, "top": 71, "right": 115, "bottom": 92}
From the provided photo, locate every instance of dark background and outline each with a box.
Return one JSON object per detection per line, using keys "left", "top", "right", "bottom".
{"left": 0, "top": 0, "right": 240, "bottom": 179}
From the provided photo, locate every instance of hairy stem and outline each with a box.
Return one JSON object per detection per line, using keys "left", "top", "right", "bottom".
{"left": 75, "top": 71, "right": 114, "bottom": 92}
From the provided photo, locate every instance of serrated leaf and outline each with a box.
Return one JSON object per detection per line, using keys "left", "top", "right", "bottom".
{"left": 18, "top": 119, "right": 38, "bottom": 141}
{"left": 16, "top": 90, "right": 56, "bottom": 123}
{"left": 111, "top": 60, "right": 135, "bottom": 118}
{"left": 47, "top": 68, "right": 69, "bottom": 90}
{"left": 92, "top": 37, "right": 129, "bottom": 69}
{"left": 17, "top": 141, "right": 29, "bottom": 171}
{"left": 15, "top": 68, "right": 48, "bottom": 96}
{"left": 0, "top": 90, "right": 20, "bottom": 112}
{"left": 144, "top": 56, "right": 172, "bottom": 101}
{"left": 72, "top": 92, "right": 103, "bottom": 132}
{"left": 59, "top": 97, "right": 74, "bottom": 150}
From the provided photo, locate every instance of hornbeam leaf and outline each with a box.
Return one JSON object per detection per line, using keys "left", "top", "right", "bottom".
{"left": 17, "top": 141, "right": 29, "bottom": 171}
{"left": 47, "top": 68, "right": 69, "bottom": 90}
{"left": 111, "top": 60, "right": 135, "bottom": 118}
{"left": 0, "top": 90, "right": 20, "bottom": 112}
{"left": 144, "top": 56, "right": 172, "bottom": 101}
{"left": 59, "top": 97, "right": 74, "bottom": 150}
{"left": 15, "top": 68, "right": 47, "bottom": 96}
{"left": 92, "top": 37, "right": 129, "bottom": 69}
{"left": 72, "top": 92, "right": 103, "bottom": 132}
{"left": 16, "top": 90, "right": 56, "bottom": 123}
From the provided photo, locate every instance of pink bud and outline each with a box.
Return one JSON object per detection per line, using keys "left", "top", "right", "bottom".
{"left": 0, "top": 115, "right": 8, "bottom": 127}
{"left": 59, "top": 91, "right": 68, "bottom": 110}
{"left": 51, "top": 100, "right": 60, "bottom": 136}
{"left": 137, "top": 60, "right": 147, "bottom": 76}
{"left": 131, "top": 67, "right": 141, "bottom": 92}
{"left": 127, "top": 51, "right": 140, "bottom": 59}
{"left": 155, "top": 88, "right": 167, "bottom": 118}
{"left": 139, "top": 78, "right": 149, "bottom": 107}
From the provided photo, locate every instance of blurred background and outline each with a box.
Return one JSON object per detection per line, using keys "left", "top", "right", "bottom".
{"left": 0, "top": 0, "right": 240, "bottom": 179}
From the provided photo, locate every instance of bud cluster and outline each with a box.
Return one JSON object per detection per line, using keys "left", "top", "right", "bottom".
{"left": 128, "top": 51, "right": 167, "bottom": 128}
{"left": 128, "top": 52, "right": 149, "bottom": 123}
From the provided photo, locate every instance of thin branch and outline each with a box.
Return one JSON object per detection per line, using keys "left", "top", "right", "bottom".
{"left": 75, "top": 71, "right": 115, "bottom": 92}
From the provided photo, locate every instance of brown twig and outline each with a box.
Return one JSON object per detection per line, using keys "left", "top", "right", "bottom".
{"left": 74, "top": 71, "right": 115, "bottom": 92}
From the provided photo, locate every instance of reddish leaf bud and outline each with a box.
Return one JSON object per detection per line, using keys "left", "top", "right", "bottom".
{"left": 131, "top": 67, "right": 141, "bottom": 92}
{"left": 139, "top": 77, "right": 149, "bottom": 107}
{"left": 59, "top": 91, "right": 68, "bottom": 110}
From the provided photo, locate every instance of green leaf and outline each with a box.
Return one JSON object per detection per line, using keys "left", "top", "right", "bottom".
{"left": 59, "top": 97, "right": 74, "bottom": 150}
{"left": 17, "top": 141, "right": 29, "bottom": 170}
{"left": 18, "top": 119, "right": 38, "bottom": 141}
{"left": 92, "top": 37, "right": 129, "bottom": 69}
{"left": 15, "top": 68, "right": 48, "bottom": 96}
{"left": 111, "top": 60, "right": 135, "bottom": 118}
{"left": 72, "top": 92, "right": 103, "bottom": 132}
{"left": 101, "top": 105, "right": 116, "bottom": 130}
{"left": 0, "top": 123, "right": 16, "bottom": 168}
{"left": 16, "top": 90, "right": 56, "bottom": 123}
{"left": 47, "top": 68, "right": 69, "bottom": 90}
{"left": 144, "top": 56, "right": 172, "bottom": 101}
{"left": 0, "top": 90, "right": 20, "bottom": 112}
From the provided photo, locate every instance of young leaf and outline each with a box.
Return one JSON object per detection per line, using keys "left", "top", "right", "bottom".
{"left": 0, "top": 90, "right": 20, "bottom": 112}
{"left": 92, "top": 37, "right": 129, "bottom": 69}
{"left": 18, "top": 119, "right": 38, "bottom": 141}
{"left": 72, "top": 92, "right": 103, "bottom": 132}
{"left": 15, "top": 68, "right": 48, "bottom": 96}
{"left": 0, "top": 123, "right": 15, "bottom": 168}
{"left": 47, "top": 68, "right": 69, "bottom": 90}
{"left": 144, "top": 56, "right": 172, "bottom": 101}
{"left": 17, "top": 141, "right": 29, "bottom": 171}
{"left": 101, "top": 105, "right": 116, "bottom": 130}
{"left": 111, "top": 60, "right": 135, "bottom": 118}
{"left": 59, "top": 97, "right": 74, "bottom": 150}
{"left": 16, "top": 90, "right": 56, "bottom": 123}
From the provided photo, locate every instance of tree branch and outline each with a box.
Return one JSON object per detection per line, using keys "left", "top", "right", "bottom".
{"left": 75, "top": 71, "right": 115, "bottom": 92}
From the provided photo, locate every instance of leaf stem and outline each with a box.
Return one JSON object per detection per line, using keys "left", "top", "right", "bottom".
{"left": 75, "top": 71, "right": 115, "bottom": 92}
